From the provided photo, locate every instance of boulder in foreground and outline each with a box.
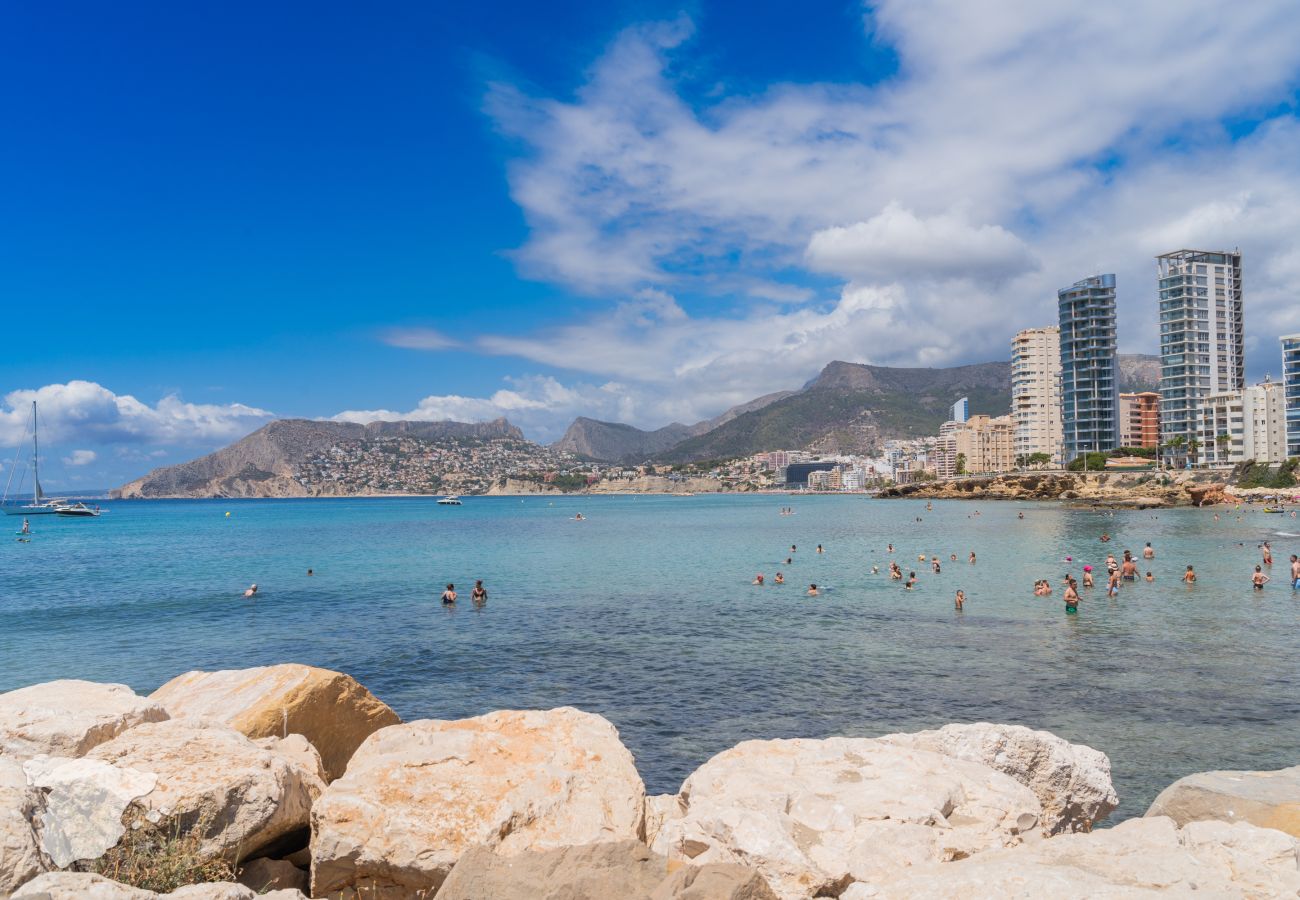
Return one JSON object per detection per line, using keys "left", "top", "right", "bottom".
{"left": 846, "top": 816, "right": 1300, "bottom": 898}
{"left": 878, "top": 723, "right": 1118, "bottom": 833}
{"left": 1146, "top": 764, "right": 1300, "bottom": 838}
{"left": 13, "top": 871, "right": 308, "bottom": 898}
{"left": 437, "top": 840, "right": 777, "bottom": 900}
{"left": 0, "top": 681, "right": 168, "bottom": 761}
{"left": 86, "top": 720, "right": 324, "bottom": 862}
{"left": 650, "top": 737, "right": 1041, "bottom": 900}
{"left": 310, "top": 707, "right": 646, "bottom": 898}
{"left": 0, "top": 758, "right": 45, "bottom": 896}
{"left": 150, "top": 664, "right": 399, "bottom": 782}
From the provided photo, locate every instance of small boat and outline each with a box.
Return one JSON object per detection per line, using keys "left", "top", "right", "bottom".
{"left": 1263, "top": 507, "right": 1285, "bottom": 514}
{"left": 2, "top": 401, "right": 62, "bottom": 516}
{"left": 55, "top": 502, "right": 102, "bottom": 518}
{"left": 436, "top": 496, "right": 463, "bottom": 506}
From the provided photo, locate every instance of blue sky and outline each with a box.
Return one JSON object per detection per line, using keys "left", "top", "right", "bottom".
{"left": 3, "top": 1, "right": 1300, "bottom": 489}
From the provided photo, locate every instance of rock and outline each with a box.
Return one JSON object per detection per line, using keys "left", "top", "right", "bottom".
{"left": 436, "top": 841, "right": 777, "bottom": 900}
{"left": 0, "top": 758, "right": 46, "bottom": 897}
{"left": 251, "top": 735, "right": 327, "bottom": 785}
{"left": 644, "top": 793, "right": 684, "bottom": 847}
{"left": 0, "top": 681, "right": 168, "bottom": 761}
{"left": 1146, "top": 764, "right": 1300, "bottom": 837}
{"left": 86, "top": 720, "right": 324, "bottom": 861}
{"left": 310, "top": 707, "right": 646, "bottom": 898}
{"left": 235, "top": 857, "right": 308, "bottom": 894}
{"left": 21, "top": 757, "right": 156, "bottom": 868}
{"left": 11, "top": 872, "right": 308, "bottom": 898}
{"left": 878, "top": 723, "right": 1117, "bottom": 833}
{"left": 650, "top": 737, "right": 1041, "bottom": 900}
{"left": 851, "top": 816, "right": 1300, "bottom": 897}
{"left": 150, "top": 665, "right": 400, "bottom": 782}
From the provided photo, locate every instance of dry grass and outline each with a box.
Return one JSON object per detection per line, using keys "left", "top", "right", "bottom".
{"left": 82, "top": 811, "right": 236, "bottom": 894}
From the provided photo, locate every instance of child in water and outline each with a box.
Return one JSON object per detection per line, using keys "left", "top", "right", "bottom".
{"left": 954, "top": 589, "right": 965, "bottom": 610}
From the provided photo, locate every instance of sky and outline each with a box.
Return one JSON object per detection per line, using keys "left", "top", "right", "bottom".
{"left": 3, "top": 0, "right": 1300, "bottom": 490}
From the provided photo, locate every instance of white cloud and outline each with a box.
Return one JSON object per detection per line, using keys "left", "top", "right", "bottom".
{"left": 379, "top": 327, "right": 458, "bottom": 350}
{"left": 0, "top": 381, "right": 274, "bottom": 448}
{"left": 62, "top": 450, "right": 96, "bottom": 467}
{"left": 806, "top": 204, "right": 1037, "bottom": 282}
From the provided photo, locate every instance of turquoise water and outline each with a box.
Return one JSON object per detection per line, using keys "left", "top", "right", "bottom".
{"left": 3, "top": 495, "right": 1298, "bottom": 819}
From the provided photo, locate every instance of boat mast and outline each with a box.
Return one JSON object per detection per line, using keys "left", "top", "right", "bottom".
{"left": 31, "top": 401, "right": 39, "bottom": 505}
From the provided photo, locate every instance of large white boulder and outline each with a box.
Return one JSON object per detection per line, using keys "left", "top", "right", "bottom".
{"left": 849, "top": 816, "right": 1300, "bottom": 897}
{"left": 650, "top": 737, "right": 1042, "bottom": 900}
{"left": 21, "top": 757, "right": 156, "bottom": 868}
{"left": 0, "top": 758, "right": 45, "bottom": 897}
{"left": 878, "top": 723, "right": 1118, "bottom": 833}
{"left": 0, "top": 682, "right": 168, "bottom": 761}
{"left": 1146, "top": 764, "right": 1300, "bottom": 837}
{"left": 150, "top": 665, "right": 399, "bottom": 782}
{"left": 310, "top": 707, "right": 646, "bottom": 898}
{"left": 86, "top": 720, "right": 324, "bottom": 861}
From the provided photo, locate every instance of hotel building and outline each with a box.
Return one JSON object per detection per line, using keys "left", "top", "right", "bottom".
{"left": 1284, "top": 334, "right": 1300, "bottom": 459}
{"left": 1058, "top": 274, "right": 1120, "bottom": 460}
{"left": 1156, "top": 249, "right": 1244, "bottom": 462}
{"left": 1011, "top": 326, "right": 1063, "bottom": 464}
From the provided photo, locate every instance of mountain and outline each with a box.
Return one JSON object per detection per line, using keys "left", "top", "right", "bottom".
{"left": 656, "top": 361, "right": 1012, "bottom": 463}
{"left": 553, "top": 391, "right": 794, "bottom": 463}
{"left": 1117, "top": 353, "right": 1161, "bottom": 393}
{"left": 112, "top": 417, "right": 530, "bottom": 498}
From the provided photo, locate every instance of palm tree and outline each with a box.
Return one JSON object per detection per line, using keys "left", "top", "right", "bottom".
{"left": 1187, "top": 437, "right": 1201, "bottom": 468}
{"left": 1165, "top": 435, "right": 1187, "bottom": 470}
{"left": 1215, "top": 433, "right": 1231, "bottom": 465}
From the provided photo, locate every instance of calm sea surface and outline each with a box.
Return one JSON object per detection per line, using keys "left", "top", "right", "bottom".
{"left": 3, "top": 495, "right": 1298, "bottom": 819}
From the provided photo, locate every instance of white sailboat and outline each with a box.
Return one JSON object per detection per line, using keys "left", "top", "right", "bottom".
{"left": 2, "top": 402, "right": 63, "bottom": 516}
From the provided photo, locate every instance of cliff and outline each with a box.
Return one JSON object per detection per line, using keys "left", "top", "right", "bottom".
{"left": 878, "top": 471, "right": 1236, "bottom": 507}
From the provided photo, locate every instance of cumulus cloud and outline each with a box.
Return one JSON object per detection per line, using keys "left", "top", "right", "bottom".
{"left": 62, "top": 449, "right": 96, "bottom": 466}
{"left": 379, "top": 327, "right": 458, "bottom": 350}
{"left": 0, "top": 382, "right": 274, "bottom": 448}
{"left": 806, "top": 204, "right": 1038, "bottom": 282}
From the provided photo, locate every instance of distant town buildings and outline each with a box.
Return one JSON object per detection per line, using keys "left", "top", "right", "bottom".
{"left": 1284, "top": 334, "right": 1300, "bottom": 459}
{"left": 1058, "top": 274, "right": 1120, "bottom": 461}
{"left": 1011, "top": 326, "right": 1062, "bottom": 464}
{"left": 952, "top": 414, "right": 1017, "bottom": 474}
{"left": 1156, "top": 249, "right": 1244, "bottom": 463}
{"left": 949, "top": 397, "right": 969, "bottom": 424}
{"left": 1118, "top": 392, "right": 1160, "bottom": 449}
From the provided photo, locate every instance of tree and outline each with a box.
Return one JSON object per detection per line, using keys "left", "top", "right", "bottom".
{"left": 1027, "top": 452, "right": 1052, "bottom": 468}
{"left": 955, "top": 453, "right": 967, "bottom": 475}
{"left": 1187, "top": 437, "right": 1201, "bottom": 467}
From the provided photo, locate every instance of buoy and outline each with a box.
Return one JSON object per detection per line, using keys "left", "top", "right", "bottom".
{"left": 225, "top": 512, "right": 231, "bottom": 518}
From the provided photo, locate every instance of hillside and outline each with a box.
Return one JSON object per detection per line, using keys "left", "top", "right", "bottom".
{"left": 553, "top": 390, "right": 794, "bottom": 463}
{"left": 111, "top": 417, "right": 544, "bottom": 498}
{"left": 1117, "top": 353, "right": 1161, "bottom": 393}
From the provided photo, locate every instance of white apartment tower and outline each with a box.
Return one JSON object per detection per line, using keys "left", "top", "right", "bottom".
{"left": 1011, "top": 326, "right": 1063, "bottom": 464}
{"left": 1156, "top": 249, "right": 1244, "bottom": 462}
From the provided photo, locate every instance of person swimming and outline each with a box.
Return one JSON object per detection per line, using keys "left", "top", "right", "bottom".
{"left": 774, "top": 572, "right": 784, "bottom": 584}
{"left": 807, "top": 584, "right": 819, "bottom": 596}
{"left": 1143, "top": 542, "right": 1155, "bottom": 559}
{"left": 1145, "top": 571, "right": 1154, "bottom": 582}
{"left": 905, "top": 571, "right": 917, "bottom": 590}
{"left": 752, "top": 574, "right": 765, "bottom": 585}
{"left": 243, "top": 583, "right": 258, "bottom": 598}
{"left": 968, "top": 552, "right": 976, "bottom": 564}
{"left": 440, "top": 583, "right": 457, "bottom": 604}
{"left": 816, "top": 544, "right": 824, "bottom": 554}
{"left": 1184, "top": 565, "right": 1197, "bottom": 584}
{"left": 306, "top": 568, "right": 314, "bottom": 576}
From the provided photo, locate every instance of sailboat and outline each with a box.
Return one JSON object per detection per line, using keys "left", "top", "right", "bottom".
{"left": 2, "top": 401, "right": 65, "bottom": 516}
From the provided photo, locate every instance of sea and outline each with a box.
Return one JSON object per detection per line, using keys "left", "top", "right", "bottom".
{"left": 3, "top": 494, "right": 1298, "bottom": 820}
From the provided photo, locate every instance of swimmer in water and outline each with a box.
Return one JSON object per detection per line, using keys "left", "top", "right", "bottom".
{"left": 1082, "top": 566, "right": 1094, "bottom": 589}
{"left": 1121, "top": 557, "right": 1138, "bottom": 581}
{"left": 440, "top": 583, "right": 457, "bottom": 604}
{"left": 1291, "top": 554, "right": 1300, "bottom": 589}
{"left": 1143, "top": 542, "right": 1155, "bottom": 559}
{"left": 307, "top": 569, "right": 314, "bottom": 576}
{"left": 871, "top": 565, "right": 879, "bottom": 575}
{"left": 1145, "top": 571, "right": 1154, "bottom": 582}
{"left": 969, "top": 552, "right": 976, "bottom": 564}
{"left": 472, "top": 580, "right": 488, "bottom": 603}
{"left": 1261, "top": 542, "right": 1273, "bottom": 566}
{"left": 1063, "top": 578, "right": 1080, "bottom": 612}
{"left": 1018, "top": 511, "right": 1024, "bottom": 520}
{"left": 752, "top": 574, "right": 765, "bottom": 585}
{"left": 817, "top": 544, "right": 824, "bottom": 554}
{"left": 1107, "top": 569, "right": 1120, "bottom": 597}
{"left": 243, "top": 583, "right": 258, "bottom": 598}
{"left": 905, "top": 571, "right": 917, "bottom": 590}
{"left": 1184, "top": 566, "right": 1196, "bottom": 584}
{"left": 954, "top": 589, "right": 965, "bottom": 610}
{"left": 774, "top": 572, "right": 784, "bottom": 584}
{"left": 950, "top": 553, "right": 957, "bottom": 561}
{"left": 887, "top": 544, "right": 894, "bottom": 554}
{"left": 931, "top": 557, "right": 941, "bottom": 574}
{"left": 1252, "top": 566, "right": 1269, "bottom": 590}
{"left": 785, "top": 557, "right": 793, "bottom": 565}
{"left": 807, "top": 584, "right": 819, "bottom": 596}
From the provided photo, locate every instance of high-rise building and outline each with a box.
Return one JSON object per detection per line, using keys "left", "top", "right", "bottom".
{"left": 1199, "top": 380, "right": 1287, "bottom": 465}
{"left": 1284, "top": 334, "right": 1300, "bottom": 459}
{"left": 1011, "top": 327, "right": 1062, "bottom": 464}
{"left": 949, "top": 397, "right": 969, "bottom": 424}
{"left": 952, "top": 414, "right": 1017, "bottom": 474}
{"left": 1058, "top": 274, "right": 1119, "bottom": 460}
{"left": 1156, "top": 249, "right": 1244, "bottom": 464}
{"left": 1118, "top": 392, "right": 1161, "bottom": 449}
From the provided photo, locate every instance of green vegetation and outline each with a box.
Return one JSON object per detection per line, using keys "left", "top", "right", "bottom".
{"left": 85, "top": 812, "right": 235, "bottom": 894}
{"left": 1234, "top": 458, "right": 1299, "bottom": 489}
{"left": 1066, "top": 452, "right": 1111, "bottom": 472}
{"left": 1113, "top": 446, "right": 1156, "bottom": 459}
{"left": 548, "top": 472, "right": 591, "bottom": 491}
{"left": 1016, "top": 452, "right": 1052, "bottom": 468}
{"left": 954, "top": 453, "right": 967, "bottom": 475}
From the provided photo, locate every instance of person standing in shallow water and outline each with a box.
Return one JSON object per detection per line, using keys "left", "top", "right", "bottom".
{"left": 1063, "top": 578, "right": 1080, "bottom": 613}
{"left": 471, "top": 580, "right": 488, "bottom": 604}
{"left": 1252, "top": 566, "right": 1270, "bottom": 590}
{"left": 954, "top": 589, "right": 965, "bottom": 610}
{"left": 440, "top": 583, "right": 457, "bottom": 604}
{"left": 1291, "top": 554, "right": 1300, "bottom": 589}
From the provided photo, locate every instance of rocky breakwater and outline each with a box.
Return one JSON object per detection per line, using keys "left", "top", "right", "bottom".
{"left": 880, "top": 471, "right": 1239, "bottom": 508}
{"left": 1, "top": 672, "right": 1298, "bottom": 899}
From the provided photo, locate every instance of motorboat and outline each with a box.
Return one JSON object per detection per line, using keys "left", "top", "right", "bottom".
{"left": 55, "top": 502, "right": 102, "bottom": 518}
{"left": 436, "top": 495, "right": 463, "bottom": 506}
